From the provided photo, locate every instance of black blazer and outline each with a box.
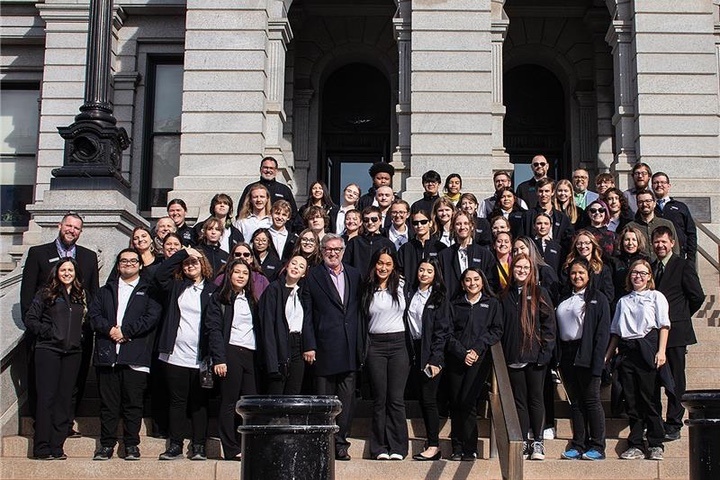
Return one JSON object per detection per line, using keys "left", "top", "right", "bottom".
{"left": 89, "top": 277, "right": 162, "bottom": 368}
{"left": 258, "top": 280, "right": 308, "bottom": 374}
{"left": 302, "top": 263, "right": 364, "bottom": 376}
{"left": 534, "top": 238, "right": 564, "bottom": 277}
{"left": 473, "top": 216, "right": 493, "bottom": 247}
{"left": 556, "top": 289, "right": 611, "bottom": 376}
{"left": 653, "top": 255, "right": 705, "bottom": 347}
{"left": 404, "top": 289, "right": 450, "bottom": 369}
{"left": 396, "top": 236, "right": 447, "bottom": 281}
{"left": 560, "top": 263, "right": 614, "bottom": 306}
{"left": 20, "top": 241, "right": 99, "bottom": 318}
{"left": 343, "top": 233, "right": 395, "bottom": 279}
{"left": 155, "top": 249, "right": 217, "bottom": 356}
{"left": 199, "top": 243, "right": 229, "bottom": 279}
{"left": 258, "top": 251, "right": 283, "bottom": 283}
{"left": 447, "top": 294, "right": 502, "bottom": 363}
{"left": 193, "top": 218, "right": 244, "bottom": 249}
{"left": 205, "top": 290, "right": 259, "bottom": 366}
{"left": 656, "top": 200, "right": 698, "bottom": 264}
{"left": 524, "top": 207, "right": 574, "bottom": 250}
{"left": 438, "top": 243, "right": 494, "bottom": 299}
{"left": 500, "top": 286, "right": 556, "bottom": 365}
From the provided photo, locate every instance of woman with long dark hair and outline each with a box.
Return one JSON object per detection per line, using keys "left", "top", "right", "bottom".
{"left": 489, "top": 187, "right": 525, "bottom": 237}
{"left": 24, "top": 257, "right": 86, "bottom": 460}
{"left": 218, "top": 242, "right": 269, "bottom": 301}
{"left": 205, "top": 258, "right": 258, "bottom": 460}
{"left": 251, "top": 228, "right": 282, "bottom": 282}
{"left": 500, "top": 253, "right": 556, "bottom": 461}
{"left": 584, "top": 200, "right": 616, "bottom": 258}
{"left": 556, "top": 258, "right": 611, "bottom": 461}
{"left": 446, "top": 267, "right": 502, "bottom": 461}
{"left": 290, "top": 228, "right": 323, "bottom": 268}
{"left": 155, "top": 248, "right": 217, "bottom": 461}
{"left": 605, "top": 259, "right": 670, "bottom": 461}
{"left": 259, "top": 255, "right": 309, "bottom": 394}
{"left": 603, "top": 187, "right": 633, "bottom": 233}
{"left": 443, "top": 173, "right": 463, "bottom": 206}
{"left": 361, "top": 247, "right": 410, "bottom": 460}
{"left": 406, "top": 258, "right": 450, "bottom": 461}
{"left": 295, "top": 180, "right": 338, "bottom": 233}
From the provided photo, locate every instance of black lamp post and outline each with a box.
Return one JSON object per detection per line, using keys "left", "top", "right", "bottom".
{"left": 54, "top": 0, "right": 130, "bottom": 195}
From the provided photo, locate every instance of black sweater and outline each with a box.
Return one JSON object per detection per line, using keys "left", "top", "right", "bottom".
{"left": 447, "top": 294, "right": 503, "bottom": 363}
{"left": 24, "top": 291, "right": 85, "bottom": 353}
{"left": 500, "top": 286, "right": 556, "bottom": 366}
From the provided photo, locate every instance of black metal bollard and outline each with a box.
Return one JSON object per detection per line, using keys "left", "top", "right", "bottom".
{"left": 682, "top": 390, "right": 720, "bottom": 480}
{"left": 236, "top": 395, "right": 342, "bottom": 480}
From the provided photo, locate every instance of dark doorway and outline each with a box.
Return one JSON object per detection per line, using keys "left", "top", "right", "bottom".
{"left": 321, "top": 63, "right": 391, "bottom": 200}
{"left": 504, "top": 64, "right": 567, "bottom": 184}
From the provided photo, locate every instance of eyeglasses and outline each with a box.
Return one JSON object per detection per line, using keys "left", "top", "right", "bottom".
{"left": 630, "top": 270, "right": 650, "bottom": 277}
{"left": 513, "top": 265, "right": 531, "bottom": 271}
{"left": 633, "top": 171, "right": 649, "bottom": 177}
{"left": 587, "top": 208, "right": 604, "bottom": 214}
{"left": 532, "top": 162, "right": 547, "bottom": 167}
{"left": 390, "top": 211, "right": 408, "bottom": 216}
{"left": 637, "top": 199, "right": 655, "bottom": 205}
{"left": 233, "top": 252, "right": 252, "bottom": 258}
{"left": 323, "top": 247, "right": 344, "bottom": 254}
{"left": 576, "top": 241, "right": 592, "bottom": 247}
{"left": 119, "top": 259, "right": 140, "bottom": 266}
{"left": 300, "top": 237, "right": 316, "bottom": 244}
{"left": 363, "top": 216, "right": 380, "bottom": 223}
{"left": 652, "top": 180, "right": 669, "bottom": 186}
{"left": 412, "top": 219, "right": 430, "bottom": 226}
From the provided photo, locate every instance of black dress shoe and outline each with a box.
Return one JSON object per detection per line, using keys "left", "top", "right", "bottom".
{"left": 93, "top": 446, "right": 113, "bottom": 461}
{"left": 461, "top": 452, "right": 477, "bottom": 462}
{"left": 449, "top": 452, "right": 463, "bottom": 461}
{"left": 335, "top": 448, "right": 351, "bottom": 461}
{"left": 124, "top": 445, "right": 141, "bottom": 461}
{"left": 413, "top": 451, "right": 442, "bottom": 461}
{"left": 33, "top": 454, "right": 54, "bottom": 461}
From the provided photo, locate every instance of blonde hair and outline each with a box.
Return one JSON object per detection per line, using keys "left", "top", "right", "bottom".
{"left": 553, "top": 179, "right": 579, "bottom": 224}
{"left": 237, "top": 184, "right": 271, "bottom": 219}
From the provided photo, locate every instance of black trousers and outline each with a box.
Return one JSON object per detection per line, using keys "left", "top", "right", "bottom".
{"left": 664, "top": 345, "right": 687, "bottom": 430}
{"left": 149, "top": 356, "right": 169, "bottom": 436}
{"left": 163, "top": 362, "right": 208, "bottom": 447}
{"left": 508, "top": 364, "right": 547, "bottom": 442}
{"left": 315, "top": 371, "right": 355, "bottom": 451}
{"left": 409, "top": 340, "right": 443, "bottom": 447}
{"left": 366, "top": 332, "right": 410, "bottom": 457}
{"left": 33, "top": 348, "right": 81, "bottom": 457}
{"left": 96, "top": 365, "right": 147, "bottom": 448}
{"left": 218, "top": 345, "right": 257, "bottom": 459}
{"left": 618, "top": 349, "right": 664, "bottom": 449}
{"left": 446, "top": 355, "right": 485, "bottom": 455}
{"left": 266, "top": 332, "right": 305, "bottom": 395}
{"left": 559, "top": 342, "right": 605, "bottom": 453}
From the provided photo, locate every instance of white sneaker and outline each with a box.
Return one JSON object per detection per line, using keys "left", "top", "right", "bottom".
{"left": 530, "top": 441, "right": 545, "bottom": 460}
{"left": 376, "top": 453, "right": 390, "bottom": 460}
{"left": 543, "top": 427, "right": 556, "bottom": 440}
{"left": 389, "top": 453, "right": 404, "bottom": 460}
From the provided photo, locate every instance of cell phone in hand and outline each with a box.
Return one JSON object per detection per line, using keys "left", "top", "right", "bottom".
{"left": 423, "top": 365, "right": 433, "bottom": 378}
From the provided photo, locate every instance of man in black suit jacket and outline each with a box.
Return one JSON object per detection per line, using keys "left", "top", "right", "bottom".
{"left": 652, "top": 226, "right": 705, "bottom": 440}
{"left": 302, "top": 233, "right": 363, "bottom": 461}
{"left": 20, "top": 212, "right": 100, "bottom": 434}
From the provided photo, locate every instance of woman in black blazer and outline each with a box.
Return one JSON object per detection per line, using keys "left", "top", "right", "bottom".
{"left": 259, "top": 255, "right": 309, "bottom": 394}
{"left": 500, "top": 253, "right": 556, "bottom": 461}
{"left": 445, "top": 267, "right": 503, "bottom": 461}
{"left": 405, "top": 257, "right": 451, "bottom": 461}
{"left": 556, "top": 258, "right": 611, "bottom": 461}
{"left": 155, "top": 248, "right": 217, "bottom": 461}
{"left": 251, "top": 228, "right": 282, "bottom": 282}
{"left": 561, "top": 230, "right": 614, "bottom": 302}
{"left": 205, "top": 257, "right": 258, "bottom": 460}
{"left": 23, "top": 257, "right": 87, "bottom": 460}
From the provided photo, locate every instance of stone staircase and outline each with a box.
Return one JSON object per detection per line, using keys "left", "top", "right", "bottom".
{"left": 2, "top": 297, "right": 718, "bottom": 480}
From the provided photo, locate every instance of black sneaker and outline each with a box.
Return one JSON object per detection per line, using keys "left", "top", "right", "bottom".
{"left": 664, "top": 427, "right": 681, "bottom": 441}
{"left": 93, "top": 446, "right": 114, "bottom": 461}
{"left": 124, "top": 445, "right": 141, "bottom": 461}
{"left": 159, "top": 443, "right": 183, "bottom": 460}
{"left": 190, "top": 444, "right": 207, "bottom": 461}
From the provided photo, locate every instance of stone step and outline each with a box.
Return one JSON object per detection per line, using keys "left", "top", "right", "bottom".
{"left": 0, "top": 455, "right": 687, "bottom": 480}
{"left": 691, "top": 325, "right": 720, "bottom": 342}
{"left": 686, "top": 367, "right": 720, "bottom": 389}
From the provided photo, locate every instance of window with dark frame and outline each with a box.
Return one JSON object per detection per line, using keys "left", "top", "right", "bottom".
{"left": 141, "top": 57, "right": 183, "bottom": 210}
{"left": 0, "top": 83, "right": 40, "bottom": 226}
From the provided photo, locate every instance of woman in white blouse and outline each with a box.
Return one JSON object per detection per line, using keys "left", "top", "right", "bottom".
{"left": 234, "top": 183, "right": 272, "bottom": 241}
{"left": 206, "top": 258, "right": 258, "bottom": 461}
{"left": 605, "top": 259, "right": 670, "bottom": 461}
{"left": 361, "top": 247, "right": 409, "bottom": 460}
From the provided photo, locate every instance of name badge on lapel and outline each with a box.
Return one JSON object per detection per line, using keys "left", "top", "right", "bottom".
{"left": 266, "top": 265, "right": 276, "bottom": 270}
{"left": 135, "top": 291, "right": 146, "bottom": 296}
{"left": 480, "top": 304, "right": 489, "bottom": 309}
{"left": 549, "top": 249, "right": 558, "bottom": 254}
{"left": 472, "top": 258, "right": 482, "bottom": 263}
{"left": 590, "top": 300, "right": 597, "bottom": 304}
{"left": 49, "top": 257, "right": 60, "bottom": 263}
{"left": 427, "top": 305, "right": 436, "bottom": 310}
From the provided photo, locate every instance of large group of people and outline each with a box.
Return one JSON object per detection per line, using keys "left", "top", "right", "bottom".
{"left": 20, "top": 155, "right": 705, "bottom": 465}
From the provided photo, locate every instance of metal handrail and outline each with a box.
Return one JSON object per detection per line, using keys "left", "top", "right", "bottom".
{"left": 489, "top": 342, "right": 524, "bottom": 480}
{"left": 697, "top": 223, "right": 720, "bottom": 274}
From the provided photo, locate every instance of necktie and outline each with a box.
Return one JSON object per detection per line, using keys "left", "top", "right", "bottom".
{"left": 655, "top": 261, "right": 664, "bottom": 284}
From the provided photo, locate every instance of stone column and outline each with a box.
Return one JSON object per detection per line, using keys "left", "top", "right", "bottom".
{"left": 575, "top": 91, "right": 597, "bottom": 170}
{"left": 605, "top": 1, "right": 637, "bottom": 189}
{"left": 490, "top": 4, "right": 509, "bottom": 163}
{"left": 264, "top": 15, "right": 293, "bottom": 173}
{"left": 392, "top": 1, "right": 411, "bottom": 188}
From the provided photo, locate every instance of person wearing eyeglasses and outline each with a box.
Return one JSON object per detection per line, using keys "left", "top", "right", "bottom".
{"left": 623, "top": 162, "right": 652, "bottom": 214}
{"left": 572, "top": 169, "right": 599, "bottom": 210}
{"left": 583, "top": 200, "right": 616, "bottom": 258}
{"left": 605, "top": 259, "right": 671, "bottom": 461}
{"left": 561, "top": 230, "right": 615, "bottom": 303}
{"left": 411, "top": 170, "right": 442, "bottom": 215}
{"left": 523, "top": 178, "right": 575, "bottom": 251}
{"left": 626, "top": 190, "right": 679, "bottom": 262}
{"left": 302, "top": 234, "right": 364, "bottom": 461}
{"left": 154, "top": 247, "right": 217, "bottom": 461}
{"left": 517, "top": 154, "right": 552, "bottom": 209}
{"left": 88, "top": 249, "right": 162, "bottom": 461}
{"left": 397, "top": 210, "right": 447, "bottom": 281}
{"left": 289, "top": 228, "right": 323, "bottom": 268}
{"left": 237, "top": 156, "right": 298, "bottom": 220}
{"left": 343, "top": 206, "right": 395, "bottom": 278}
{"left": 481, "top": 171, "right": 528, "bottom": 218}
{"left": 651, "top": 172, "right": 698, "bottom": 264}
{"left": 385, "top": 199, "right": 411, "bottom": 251}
